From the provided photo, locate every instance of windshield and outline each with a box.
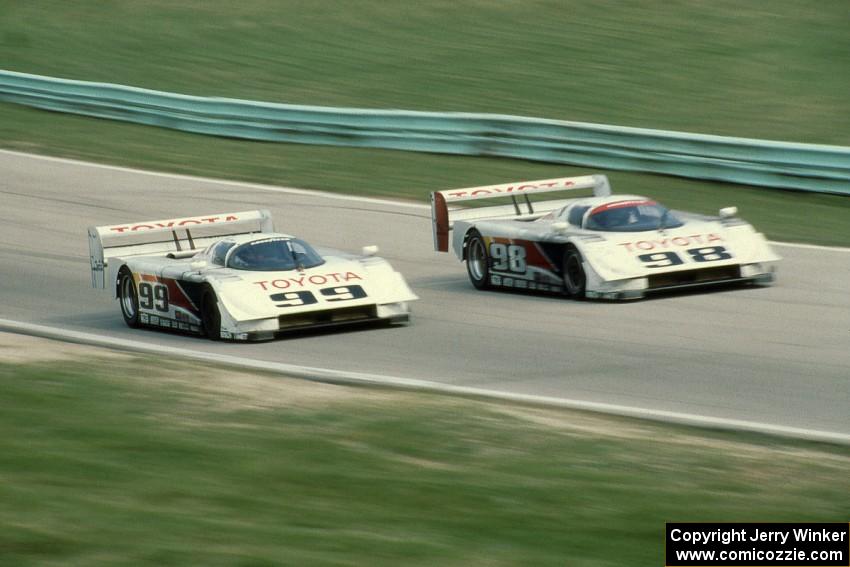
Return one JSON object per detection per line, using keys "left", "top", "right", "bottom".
{"left": 584, "top": 200, "right": 682, "bottom": 232}
{"left": 227, "top": 238, "right": 325, "bottom": 271}
{"left": 210, "top": 241, "right": 236, "bottom": 266}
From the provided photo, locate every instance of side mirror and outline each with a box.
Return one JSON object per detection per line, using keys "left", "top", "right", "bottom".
{"left": 190, "top": 260, "right": 207, "bottom": 271}
{"left": 719, "top": 206, "right": 738, "bottom": 219}
{"left": 552, "top": 221, "right": 569, "bottom": 234}
{"left": 361, "top": 245, "right": 379, "bottom": 257}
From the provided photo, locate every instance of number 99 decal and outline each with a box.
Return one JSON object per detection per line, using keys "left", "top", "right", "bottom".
{"left": 139, "top": 282, "right": 169, "bottom": 312}
{"left": 270, "top": 285, "right": 368, "bottom": 307}
{"left": 321, "top": 286, "right": 368, "bottom": 302}
{"left": 269, "top": 290, "right": 318, "bottom": 308}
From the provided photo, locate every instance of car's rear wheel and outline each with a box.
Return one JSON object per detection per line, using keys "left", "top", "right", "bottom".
{"left": 117, "top": 267, "right": 141, "bottom": 328}
{"left": 201, "top": 287, "right": 222, "bottom": 340}
{"left": 465, "top": 231, "right": 491, "bottom": 290}
{"left": 562, "top": 246, "right": 586, "bottom": 299}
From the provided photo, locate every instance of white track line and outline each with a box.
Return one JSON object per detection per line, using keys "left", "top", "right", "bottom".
{"left": 771, "top": 241, "right": 850, "bottom": 252}
{"left": 5, "top": 149, "right": 850, "bottom": 253}
{"left": 1, "top": 318, "right": 848, "bottom": 446}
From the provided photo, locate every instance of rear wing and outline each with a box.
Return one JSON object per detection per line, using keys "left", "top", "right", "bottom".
{"left": 430, "top": 174, "right": 610, "bottom": 252}
{"left": 88, "top": 210, "right": 274, "bottom": 288}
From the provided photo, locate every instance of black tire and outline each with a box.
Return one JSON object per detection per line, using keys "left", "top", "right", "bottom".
{"left": 562, "top": 246, "right": 586, "bottom": 299}
{"left": 465, "top": 231, "right": 491, "bottom": 290}
{"left": 201, "top": 288, "right": 222, "bottom": 340}
{"left": 117, "top": 267, "right": 141, "bottom": 328}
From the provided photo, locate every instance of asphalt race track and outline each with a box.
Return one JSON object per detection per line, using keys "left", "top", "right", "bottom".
{"left": 1, "top": 150, "right": 848, "bottom": 438}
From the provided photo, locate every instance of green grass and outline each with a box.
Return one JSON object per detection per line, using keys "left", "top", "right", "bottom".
{"left": 0, "top": 356, "right": 848, "bottom": 566}
{"left": 4, "top": 0, "right": 849, "bottom": 141}
{"left": 2, "top": 0, "right": 850, "bottom": 246}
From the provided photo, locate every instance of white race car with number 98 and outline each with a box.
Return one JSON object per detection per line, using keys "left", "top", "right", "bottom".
{"left": 431, "top": 174, "right": 779, "bottom": 300}
{"left": 89, "top": 210, "right": 417, "bottom": 340}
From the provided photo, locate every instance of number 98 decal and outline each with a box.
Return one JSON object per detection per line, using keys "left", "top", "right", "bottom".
{"left": 270, "top": 285, "right": 368, "bottom": 308}
{"left": 638, "top": 246, "right": 732, "bottom": 268}
{"left": 490, "top": 243, "right": 527, "bottom": 273}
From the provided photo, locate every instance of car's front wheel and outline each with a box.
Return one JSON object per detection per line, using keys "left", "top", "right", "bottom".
{"left": 562, "top": 246, "right": 586, "bottom": 299}
{"left": 465, "top": 231, "right": 491, "bottom": 290}
{"left": 117, "top": 267, "right": 141, "bottom": 328}
{"left": 201, "top": 287, "right": 222, "bottom": 340}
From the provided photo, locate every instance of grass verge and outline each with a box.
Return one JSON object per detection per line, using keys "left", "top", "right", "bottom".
{"left": 0, "top": 339, "right": 848, "bottom": 566}
{"left": 3, "top": 1, "right": 849, "bottom": 143}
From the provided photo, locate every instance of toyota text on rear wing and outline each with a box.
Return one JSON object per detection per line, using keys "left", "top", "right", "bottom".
{"left": 88, "top": 210, "right": 274, "bottom": 288}
{"left": 430, "top": 175, "right": 611, "bottom": 252}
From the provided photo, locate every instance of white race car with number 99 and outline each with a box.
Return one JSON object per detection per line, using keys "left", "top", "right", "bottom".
{"left": 431, "top": 174, "right": 779, "bottom": 299}
{"left": 89, "top": 210, "right": 417, "bottom": 340}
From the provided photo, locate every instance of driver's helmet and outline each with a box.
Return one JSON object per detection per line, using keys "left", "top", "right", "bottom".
{"left": 242, "top": 244, "right": 264, "bottom": 260}
{"left": 242, "top": 241, "right": 280, "bottom": 263}
{"left": 599, "top": 206, "right": 637, "bottom": 228}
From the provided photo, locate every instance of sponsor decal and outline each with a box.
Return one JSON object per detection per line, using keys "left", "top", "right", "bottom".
{"left": 139, "top": 311, "right": 201, "bottom": 334}
{"left": 531, "top": 282, "right": 556, "bottom": 292}
{"left": 591, "top": 199, "right": 656, "bottom": 214}
{"left": 446, "top": 179, "right": 575, "bottom": 199}
{"left": 619, "top": 233, "right": 723, "bottom": 253}
{"left": 253, "top": 272, "right": 363, "bottom": 290}
{"left": 246, "top": 237, "right": 287, "bottom": 246}
{"left": 108, "top": 215, "right": 239, "bottom": 233}
{"left": 491, "top": 274, "right": 561, "bottom": 293}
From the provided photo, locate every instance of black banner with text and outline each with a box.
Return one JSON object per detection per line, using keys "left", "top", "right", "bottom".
{"left": 666, "top": 523, "right": 849, "bottom": 566}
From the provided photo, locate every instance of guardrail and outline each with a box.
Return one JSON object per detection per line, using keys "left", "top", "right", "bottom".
{"left": 2, "top": 70, "right": 849, "bottom": 195}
